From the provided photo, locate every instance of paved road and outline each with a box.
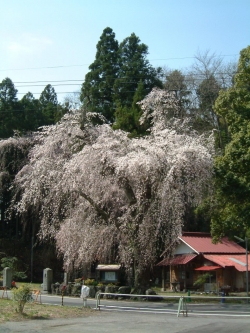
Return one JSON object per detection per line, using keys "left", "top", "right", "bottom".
{"left": 1, "top": 310, "right": 250, "bottom": 333}
{"left": 34, "top": 293, "right": 250, "bottom": 316}
{"left": 1, "top": 291, "right": 250, "bottom": 332}
{"left": 2, "top": 291, "right": 250, "bottom": 316}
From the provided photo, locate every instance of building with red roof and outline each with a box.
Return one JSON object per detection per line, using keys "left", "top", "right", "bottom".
{"left": 157, "top": 232, "right": 249, "bottom": 292}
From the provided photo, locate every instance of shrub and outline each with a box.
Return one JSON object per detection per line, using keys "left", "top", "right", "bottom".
{"left": 1, "top": 257, "right": 27, "bottom": 280}
{"left": 193, "top": 273, "right": 212, "bottom": 287}
{"left": 84, "top": 279, "right": 98, "bottom": 286}
{"left": 12, "top": 285, "right": 33, "bottom": 313}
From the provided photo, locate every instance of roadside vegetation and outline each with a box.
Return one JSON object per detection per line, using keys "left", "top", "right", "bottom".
{"left": 0, "top": 298, "right": 96, "bottom": 324}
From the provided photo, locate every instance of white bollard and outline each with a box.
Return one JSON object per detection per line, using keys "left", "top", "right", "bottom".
{"left": 81, "top": 285, "right": 90, "bottom": 307}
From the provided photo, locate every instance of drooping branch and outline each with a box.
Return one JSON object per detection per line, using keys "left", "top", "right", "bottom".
{"left": 78, "top": 189, "right": 110, "bottom": 223}
{"left": 118, "top": 176, "right": 137, "bottom": 206}
{"left": 100, "top": 157, "right": 137, "bottom": 206}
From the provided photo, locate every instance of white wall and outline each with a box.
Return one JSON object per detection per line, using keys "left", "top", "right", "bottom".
{"left": 174, "top": 242, "right": 195, "bottom": 255}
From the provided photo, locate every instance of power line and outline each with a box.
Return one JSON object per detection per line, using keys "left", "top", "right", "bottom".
{"left": 14, "top": 88, "right": 233, "bottom": 97}
{"left": 5, "top": 75, "right": 237, "bottom": 91}
{"left": 0, "top": 54, "right": 238, "bottom": 72}
{"left": 0, "top": 64, "right": 90, "bottom": 72}
{"left": 11, "top": 70, "right": 239, "bottom": 85}
{"left": 0, "top": 86, "right": 241, "bottom": 114}
{"left": 16, "top": 91, "right": 80, "bottom": 95}
{"left": 16, "top": 84, "right": 82, "bottom": 88}
{"left": 0, "top": 70, "right": 241, "bottom": 104}
{"left": 5, "top": 70, "right": 240, "bottom": 87}
{"left": 14, "top": 80, "right": 84, "bottom": 84}
{"left": 149, "top": 54, "right": 238, "bottom": 61}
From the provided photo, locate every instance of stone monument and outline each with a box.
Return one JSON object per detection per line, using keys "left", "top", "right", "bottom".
{"left": 3, "top": 267, "right": 13, "bottom": 289}
{"left": 43, "top": 268, "right": 53, "bottom": 293}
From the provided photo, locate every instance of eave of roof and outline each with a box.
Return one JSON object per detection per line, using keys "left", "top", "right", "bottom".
{"left": 195, "top": 265, "right": 221, "bottom": 271}
{"left": 157, "top": 253, "right": 197, "bottom": 266}
{"left": 204, "top": 254, "right": 250, "bottom": 272}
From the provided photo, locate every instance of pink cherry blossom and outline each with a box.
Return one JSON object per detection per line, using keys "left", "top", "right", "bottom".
{"left": 11, "top": 89, "right": 214, "bottom": 285}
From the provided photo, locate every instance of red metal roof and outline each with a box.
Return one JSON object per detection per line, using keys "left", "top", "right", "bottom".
{"left": 204, "top": 254, "right": 250, "bottom": 272}
{"left": 195, "top": 266, "right": 221, "bottom": 271}
{"left": 157, "top": 253, "right": 197, "bottom": 266}
{"left": 180, "top": 233, "right": 245, "bottom": 254}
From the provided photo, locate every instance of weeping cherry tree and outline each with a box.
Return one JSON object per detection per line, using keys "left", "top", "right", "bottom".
{"left": 11, "top": 88, "right": 214, "bottom": 289}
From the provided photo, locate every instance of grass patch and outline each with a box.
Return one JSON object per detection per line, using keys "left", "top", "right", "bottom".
{"left": 0, "top": 298, "right": 97, "bottom": 324}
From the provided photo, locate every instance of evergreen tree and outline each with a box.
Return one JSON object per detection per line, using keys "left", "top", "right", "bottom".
{"left": 0, "top": 78, "right": 19, "bottom": 138}
{"left": 19, "top": 92, "right": 42, "bottom": 131}
{"left": 80, "top": 27, "right": 119, "bottom": 122}
{"left": 211, "top": 46, "right": 250, "bottom": 241}
{"left": 39, "top": 84, "right": 58, "bottom": 125}
{"left": 81, "top": 28, "right": 162, "bottom": 126}
{"left": 113, "top": 80, "right": 148, "bottom": 136}
{"left": 113, "top": 33, "right": 162, "bottom": 110}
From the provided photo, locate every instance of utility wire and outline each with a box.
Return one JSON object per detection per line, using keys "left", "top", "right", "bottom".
{"left": 0, "top": 87, "right": 239, "bottom": 113}
{"left": 0, "top": 54, "right": 238, "bottom": 72}
{"left": 2, "top": 70, "right": 240, "bottom": 90}
{"left": 14, "top": 80, "right": 84, "bottom": 84}
{"left": 9, "top": 71, "right": 240, "bottom": 84}
{"left": 14, "top": 87, "right": 231, "bottom": 96}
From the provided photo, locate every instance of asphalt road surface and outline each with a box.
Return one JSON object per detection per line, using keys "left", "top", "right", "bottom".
{"left": 1, "top": 310, "right": 250, "bottom": 333}
{"left": 39, "top": 294, "right": 250, "bottom": 316}
{"left": 1, "top": 292, "right": 250, "bottom": 332}
{"left": 2, "top": 291, "right": 250, "bottom": 315}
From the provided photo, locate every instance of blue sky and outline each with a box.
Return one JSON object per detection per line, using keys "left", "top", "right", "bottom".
{"left": 0, "top": 0, "right": 249, "bottom": 102}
